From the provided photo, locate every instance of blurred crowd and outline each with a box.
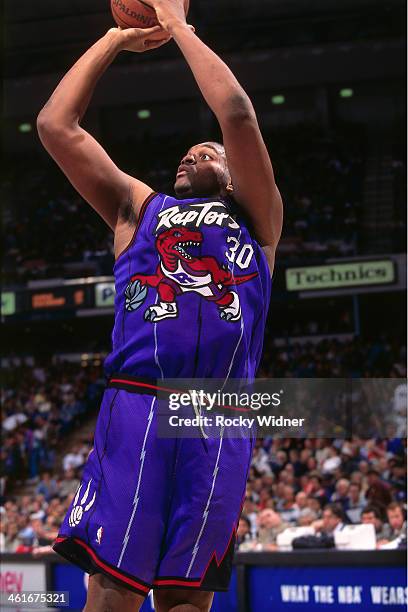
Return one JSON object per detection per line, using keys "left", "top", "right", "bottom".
{"left": 0, "top": 359, "right": 105, "bottom": 496}
{"left": 237, "top": 437, "right": 406, "bottom": 552}
{"left": 2, "top": 335, "right": 405, "bottom": 492}
{"left": 3, "top": 124, "right": 405, "bottom": 283}
{"left": 1, "top": 344, "right": 406, "bottom": 555}
{"left": 0, "top": 443, "right": 90, "bottom": 555}
{"left": 1, "top": 437, "right": 406, "bottom": 554}
{"left": 259, "top": 335, "right": 407, "bottom": 378}
{"left": 2, "top": 161, "right": 112, "bottom": 283}
{"left": 269, "top": 124, "right": 364, "bottom": 260}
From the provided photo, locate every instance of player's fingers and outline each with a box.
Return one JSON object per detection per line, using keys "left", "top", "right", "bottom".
{"left": 144, "top": 37, "right": 171, "bottom": 48}
{"left": 144, "top": 31, "right": 171, "bottom": 43}
{"left": 142, "top": 25, "right": 166, "bottom": 36}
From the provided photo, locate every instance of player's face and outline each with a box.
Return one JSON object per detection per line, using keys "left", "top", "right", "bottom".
{"left": 174, "top": 143, "right": 229, "bottom": 198}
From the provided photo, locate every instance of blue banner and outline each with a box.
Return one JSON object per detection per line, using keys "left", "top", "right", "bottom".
{"left": 249, "top": 566, "right": 407, "bottom": 612}
{"left": 52, "top": 564, "right": 87, "bottom": 610}
{"left": 51, "top": 563, "right": 407, "bottom": 611}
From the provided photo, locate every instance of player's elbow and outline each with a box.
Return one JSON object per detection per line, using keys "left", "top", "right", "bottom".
{"left": 37, "top": 111, "right": 56, "bottom": 141}
{"left": 223, "top": 93, "right": 256, "bottom": 125}
{"left": 37, "top": 110, "right": 74, "bottom": 146}
{"left": 37, "top": 110, "right": 60, "bottom": 137}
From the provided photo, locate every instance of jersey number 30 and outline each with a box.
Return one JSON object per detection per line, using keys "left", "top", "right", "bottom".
{"left": 225, "top": 237, "right": 254, "bottom": 269}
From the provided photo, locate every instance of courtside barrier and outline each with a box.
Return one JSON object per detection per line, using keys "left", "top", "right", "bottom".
{"left": 1, "top": 550, "right": 406, "bottom": 611}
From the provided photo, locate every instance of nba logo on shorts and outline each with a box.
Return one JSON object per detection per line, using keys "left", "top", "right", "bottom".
{"left": 96, "top": 526, "right": 103, "bottom": 545}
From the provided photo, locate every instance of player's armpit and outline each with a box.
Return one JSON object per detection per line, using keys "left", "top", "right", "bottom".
{"left": 220, "top": 107, "right": 283, "bottom": 250}
{"left": 36, "top": 119, "right": 153, "bottom": 231}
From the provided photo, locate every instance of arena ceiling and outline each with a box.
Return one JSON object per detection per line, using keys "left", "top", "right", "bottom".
{"left": 4, "top": 0, "right": 405, "bottom": 77}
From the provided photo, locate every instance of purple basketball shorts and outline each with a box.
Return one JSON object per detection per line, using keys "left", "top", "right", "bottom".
{"left": 53, "top": 376, "right": 254, "bottom": 596}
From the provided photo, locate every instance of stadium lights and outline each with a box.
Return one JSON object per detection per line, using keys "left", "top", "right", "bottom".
{"left": 339, "top": 88, "right": 354, "bottom": 98}
{"left": 18, "top": 123, "right": 32, "bottom": 133}
{"left": 137, "top": 109, "right": 151, "bottom": 119}
{"left": 271, "top": 95, "right": 285, "bottom": 105}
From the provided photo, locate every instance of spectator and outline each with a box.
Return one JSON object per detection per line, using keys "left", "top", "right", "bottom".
{"left": 298, "top": 508, "right": 318, "bottom": 526}
{"left": 57, "top": 468, "right": 80, "bottom": 498}
{"left": 29, "top": 499, "right": 46, "bottom": 521}
{"left": 15, "top": 536, "right": 33, "bottom": 554}
{"left": 5, "top": 523, "right": 22, "bottom": 552}
{"left": 366, "top": 469, "right": 393, "bottom": 509}
{"left": 346, "top": 482, "right": 366, "bottom": 523}
{"left": 270, "top": 450, "right": 288, "bottom": 476}
{"left": 258, "top": 488, "right": 275, "bottom": 510}
{"left": 252, "top": 444, "right": 273, "bottom": 475}
{"left": 350, "top": 470, "right": 365, "bottom": 488}
{"left": 276, "top": 486, "right": 299, "bottom": 523}
{"left": 256, "top": 509, "right": 290, "bottom": 550}
{"left": 316, "top": 503, "right": 346, "bottom": 535}
{"left": 35, "top": 471, "right": 59, "bottom": 502}
{"left": 306, "top": 496, "right": 323, "bottom": 517}
{"left": 389, "top": 460, "right": 407, "bottom": 499}
{"left": 251, "top": 477, "right": 266, "bottom": 503}
{"left": 294, "top": 491, "right": 308, "bottom": 512}
{"left": 62, "top": 444, "right": 86, "bottom": 473}
{"left": 386, "top": 502, "right": 407, "bottom": 540}
{"left": 330, "top": 478, "right": 350, "bottom": 510}
{"left": 339, "top": 446, "right": 358, "bottom": 476}
{"left": 303, "top": 472, "right": 326, "bottom": 502}
{"left": 322, "top": 447, "right": 342, "bottom": 474}
{"left": 236, "top": 515, "right": 252, "bottom": 550}
{"left": 361, "top": 505, "right": 392, "bottom": 542}
{"left": 242, "top": 498, "right": 258, "bottom": 537}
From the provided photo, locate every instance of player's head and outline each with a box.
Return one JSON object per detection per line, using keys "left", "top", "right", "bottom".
{"left": 174, "top": 142, "right": 233, "bottom": 198}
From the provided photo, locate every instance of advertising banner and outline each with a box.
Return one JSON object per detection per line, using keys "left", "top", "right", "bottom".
{"left": 286, "top": 260, "right": 395, "bottom": 291}
{"left": 1, "top": 292, "right": 16, "bottom": 316}
{"left": 95, "top": 282, "right": 116, "bottom": 308}
{"left": 0, "top": 562, "right": 46, "bottom": 593}
{"left": 249, "top": 566, "right": 407, "bottom": 611}
{"left": 45, "top": 561, "right": 408, "bottom": 611}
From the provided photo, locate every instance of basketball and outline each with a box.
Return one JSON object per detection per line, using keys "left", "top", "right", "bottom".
{"left": 111, "top": 0, "right": 190, "bottom": 29}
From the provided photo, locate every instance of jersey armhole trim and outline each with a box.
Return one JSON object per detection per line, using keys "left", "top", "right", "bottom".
{"left": 114, "top": 191, "right": 159, "bottom": 264}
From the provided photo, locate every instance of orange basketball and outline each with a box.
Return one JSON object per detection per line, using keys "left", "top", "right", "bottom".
{"left": 111, "top": 0, "right": 190, "bottom": 29}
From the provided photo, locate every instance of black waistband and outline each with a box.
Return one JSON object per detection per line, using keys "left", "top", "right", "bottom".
{"left": 107, "top": 373, "right": 255, "bottom": 417}
{"left": 107, "top": 373, "right": 181, "bottom": 397}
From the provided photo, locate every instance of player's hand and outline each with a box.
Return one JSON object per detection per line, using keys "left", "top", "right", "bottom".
{"left": 142, "top": 0, "right": 190, "bottom": 34}
{"left": 311, "top": 519, "right": 324, "bottom": 531}
{"left": 108, "top": 26, "right": 171, "bottom": 53}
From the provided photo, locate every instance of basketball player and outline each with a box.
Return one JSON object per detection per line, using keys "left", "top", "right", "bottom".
{"left": 37, "top": 0, "right": 283, "bottom": 610}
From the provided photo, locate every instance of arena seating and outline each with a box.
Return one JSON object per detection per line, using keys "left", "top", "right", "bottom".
{"left": 1, "top": 339, "right": 406, "bottom": 554}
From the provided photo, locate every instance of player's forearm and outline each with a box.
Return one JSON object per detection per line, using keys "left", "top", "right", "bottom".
{"left": 170, "top": 23, "right": 254, "bottom": 124}
{"left": 38, "top": 30, "right": 123, "bottom": 129}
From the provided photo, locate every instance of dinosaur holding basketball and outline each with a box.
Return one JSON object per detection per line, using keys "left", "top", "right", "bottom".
{"left": 124, "top": 227, "right": 257, "bottom": 322}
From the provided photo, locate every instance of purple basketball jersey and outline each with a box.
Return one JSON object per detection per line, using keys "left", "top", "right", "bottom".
{"left": 53, "top": 195, "right": 269, "bottom": 595}
{"left": 104, "top": 193, "right": 271, "bottom": 380}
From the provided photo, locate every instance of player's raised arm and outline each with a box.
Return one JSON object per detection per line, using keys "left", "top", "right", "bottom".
{"left": 37, "top": 27, "right": 170, "bottom": 230}
{"left": 145, "top": 0, "right": 283, "bottom": 253}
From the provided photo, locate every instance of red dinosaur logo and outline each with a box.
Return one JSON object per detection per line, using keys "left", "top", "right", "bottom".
{"left": 125, "top": 227, "right": 257, "bottom": 322}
